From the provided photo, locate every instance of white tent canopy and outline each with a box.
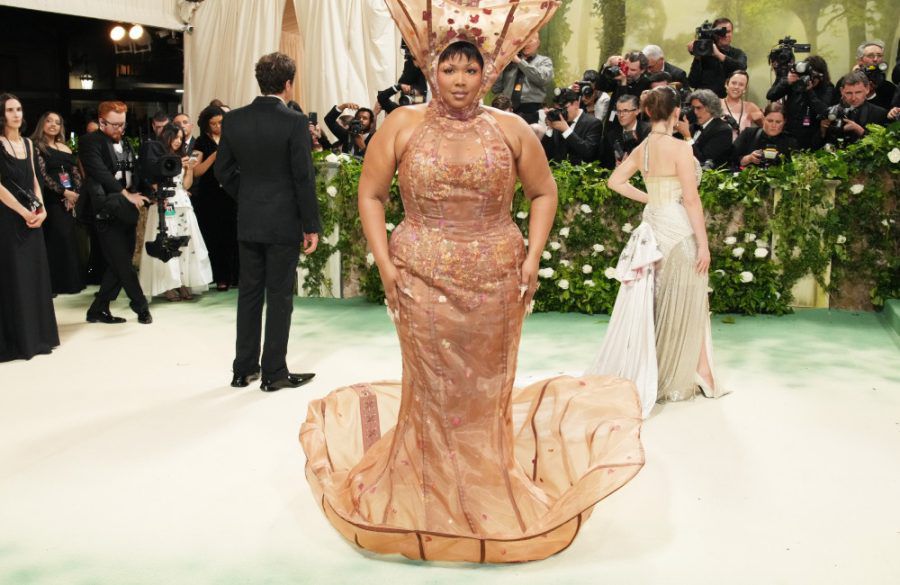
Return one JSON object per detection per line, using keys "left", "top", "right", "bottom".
{"left": 5, "top": 0, "right": 184, "bottom": 30}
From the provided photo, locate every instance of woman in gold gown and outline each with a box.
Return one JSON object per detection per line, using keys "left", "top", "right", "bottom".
{"left": 300, "top": 0, "right": 644, "bottom": 563}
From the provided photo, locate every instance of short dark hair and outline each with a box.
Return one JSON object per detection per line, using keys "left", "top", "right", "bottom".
{"left": 491, "top": 95, "right": 513, "bottom": 111}
{"left": 648, "top": 71, "right": 672, "bottom": 85}
{"left": 0, "top": 93, "right": 25, "bottom": 135}
{"left": 763, "top": 102, "right": 786, "bottom": 117}
{"left": 438, "top": 41, "right": 484, "bottom": 69}
{"left": 617, "top": 94, "right": 640, "bottom": 109}
{"left": 841, "top": 70, "right": 870, "bottom": 89}
{"left": 152, "top": 110, "right": 170, "bottom": 124}
{"left": 158, "top": 123, "right": 184, "bottom": 153}
{"left": 713, "top": 17, "right": 733, "bottom": 29}
{"left": 255, "top": 52, "right": 296, "bottom": 95}
{"left": 624, "top": 51, "right": 649, "bottom": 71}
{"left": 198, "top": 105, "right": 225, "bottom": 136}
{"left": 806, "top": 55, "right": 831, "bottom": 85}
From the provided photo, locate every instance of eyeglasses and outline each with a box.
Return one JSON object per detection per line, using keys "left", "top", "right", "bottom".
{"left": 616, "top": 108, "right": 637, "bottom": 114}
{"left": 100, "top": 118, "right": 126, "bottom": 129}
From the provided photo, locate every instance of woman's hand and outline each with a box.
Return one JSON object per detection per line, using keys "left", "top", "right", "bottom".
{"left": 520, "top": 256, "right": 539, "bottom": 306}
{"left": 63, "top": 189, "right": 79, "bottom": 210}
{"left": 696, "top": 245, "right": 711, "bottom": 274}
{"left": 26, "top": 206, "right": 46, "bottom": 228}
{"left": 378, "top": 261, "right": 402, "bottom": 316}
{"left": 742, "top": 150, "right": 762, "bottom": 166}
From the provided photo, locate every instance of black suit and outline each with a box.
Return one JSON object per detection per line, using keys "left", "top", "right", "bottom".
{"left": 600, "top": 120, "right": 651, "bottom": 169}
{"left": 78, "top": 130, "right": 148, "bottom": 315}
{"left": 691, "top": 118, "right": 734, "bottom": 168}
{"left": 215, "top": 96, "right": 321, "bottom": 380}
{"left": 689, "top": 46, "right": 748, "bottom": 98}
{"left": 816, "top": 101, "right": 888, "bottom": 148}
{"left": 663, "top": 62, "right": 690, "bottom": 90}
{"left": 541, "top": 111, "right": 603, "bottom": 165}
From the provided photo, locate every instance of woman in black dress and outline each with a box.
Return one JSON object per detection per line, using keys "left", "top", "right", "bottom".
{"left": 0, "top": 93, "right": 59, "bottom": 362}
{"left": 192, "top": 105, "right": 239, "bottom": 291}
{"left": 732, "top": 102, "right": 798, "bottom": 170}
{"left": 31, "top": 111, "right": 86, "bottom": 294}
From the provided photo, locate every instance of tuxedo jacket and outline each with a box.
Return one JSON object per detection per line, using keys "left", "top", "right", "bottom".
{"left": 215, "top": 96, "right": 321, "bottom": 244}
{"left": 692, "top": 117, "right": 734, "bottom": 168}
{"left": 664, "top": 62, "right": 690, "bottom": 90}
{"left": 600, "top": 120, "right": 651, "bottom": 169}
{"left": 541, "top": 111, "right": 603, "bottom": 165}
{"left": 78, "top": 130, "right": 138, "bottom": 223}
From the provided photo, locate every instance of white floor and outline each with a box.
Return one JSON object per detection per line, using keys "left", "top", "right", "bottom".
{"left": 1, "top": 290, "right": 899, "bottom": 584}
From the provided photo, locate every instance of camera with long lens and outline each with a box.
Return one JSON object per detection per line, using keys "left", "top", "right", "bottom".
{"left": 693, "top": 21, "right": 730, "bottom": 57}
{"left": 602, "top": 59, "right": 625, "bottom": 79}
{"left": 768, "top": 36, "right": 811, "bottom": 77}
{"left": 861, "top": 62, "right": 889, "bottom": 85}
{"left": 547, "top": 87, "right": 576, "bottom": 124}
{"left": 826, "top": 104, "right": 853, "bottom": 130}
{"left": 143, "top": 153, "right": 190, "bottom": 262}
{"left": 574, "top": 80, "right": 595, "bottom": 98}
{"left": 791, "top": 60, "right": 822, "bottom": 86}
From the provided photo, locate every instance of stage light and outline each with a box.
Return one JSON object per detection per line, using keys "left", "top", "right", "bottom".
{"left": 110, "top": 25, "right": 126, "bottom": 41}
{"left": 128, "top": 24, "right": 144, "bottom": 40}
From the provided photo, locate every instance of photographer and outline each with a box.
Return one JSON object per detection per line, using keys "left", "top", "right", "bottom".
{"left": 491, "top": 35, "right": 554, "bottom": 123}
{"left": 541, "top": 87, "right": 602, "bottom": 165}
{"left": 687, "top": 18, "right": 747, "bottom": 98}
{"left": 839, "top": 41, "right": 895, "bottom": 110}
{"left": 596, "top": 51, "right": 652, "bottom": 120}
{"left": 600, "top": 94, "right": 649, "bottom": 169}
{"left": 732, "top": 102, "right": 797, "bottom": 170}
{"left": 676, "top": 89, "right": 733, "bottom": 168}
{"left": 137, "top": 123, "right": 212, "bottom": 302}
{"left": 818, "top": 71, "right": 888, "bottom": 149}
{"left": 377, "top": 43, "right": 428, "bottom": 115}
{"left": 766, "top": 55, "right": 834, "bottom": 150}
{"left": 643, "top": 44, "right": 690, "bottom": 90}
{"left": 78, "top": 101, "right": 152, "bottom": 324}
{"left": 324, "top": 103, "right": 375, "bottom": 157}
{"left": 576, "top": 70, "right": 610, "bottom": 123}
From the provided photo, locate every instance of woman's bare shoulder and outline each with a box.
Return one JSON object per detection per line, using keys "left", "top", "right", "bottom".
{"left": 484, "top": 106, "right": 529, "bottom": 155}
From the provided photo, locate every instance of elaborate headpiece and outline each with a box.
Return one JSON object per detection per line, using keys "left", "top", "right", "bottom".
{"left": 384, "top": 0, "right": 560, "bottom": 116}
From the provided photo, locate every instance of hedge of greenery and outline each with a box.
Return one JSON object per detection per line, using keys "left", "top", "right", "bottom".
{"left": 300, "top": 122, "right": 899, "bottom": 314}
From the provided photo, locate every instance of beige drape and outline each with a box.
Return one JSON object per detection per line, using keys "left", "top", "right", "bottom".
{"left": 280, "top": 0, "right": 305, "bottom": 107}
{"left": 5, "top": 0, "right": 182, "bottom": 29}
{"left": 183, "top": 0, "right": 286, "bottom": 122}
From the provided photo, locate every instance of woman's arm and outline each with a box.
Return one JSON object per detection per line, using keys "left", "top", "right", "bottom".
{"left": 28, "top": 140, "right": 47, "bottom": 228}
{"left": 675, "top": 142, "right": 710, "bottom": 273}
{"left": 36, "top": 150, "right": 64, "bottom": 197}
{"left": 192, "top": 141, "right": 216, "bottom": 177}
{"left": 608, "top": 142, "right": 649, "bottom": 204}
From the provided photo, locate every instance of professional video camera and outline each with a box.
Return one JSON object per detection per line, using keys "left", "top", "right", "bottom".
{"left": 768, "top": 36, "right": 811, "bottom": 76}
{"left": 143, "top": 153, "right": 190, "bottom": 262}
{"left": 693, "top": 21, "right": 730, "bottom": 57}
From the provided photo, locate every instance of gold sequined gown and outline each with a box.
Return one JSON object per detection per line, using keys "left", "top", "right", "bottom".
{"left": 300, "top": 0, "right": 644, "bottom": 564}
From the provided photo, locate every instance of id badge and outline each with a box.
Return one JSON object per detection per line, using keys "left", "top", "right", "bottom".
{"left": 59, "top": 171, "right": 72, "bottom": 189}
{"left": 514, "top": 82, "right": 523, "bottom": 92}
{"left": 164, "top": 202, "right": 176, "bottom": 217}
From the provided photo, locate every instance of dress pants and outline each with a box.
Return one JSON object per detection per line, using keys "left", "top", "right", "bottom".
{"left": 233, "top": 240, "right": 300, "bottom": 380}
{"left": 90, "top": 220, "right": 148, "bottom": 314}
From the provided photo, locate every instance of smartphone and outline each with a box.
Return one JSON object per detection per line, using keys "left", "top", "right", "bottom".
{"left": 309, "top": 112, "right": 318, "bottom": 126}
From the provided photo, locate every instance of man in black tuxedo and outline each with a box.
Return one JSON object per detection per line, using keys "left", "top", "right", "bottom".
{"left": 676, "top": 89, "right": 734, "bottom": 168}
{"left": 644, "top": 44, "right": 690, "bottom": 91}
{"left": 79, "top": 100, "right": 152, "bottom": 324}
{"left": 600, "top": 94, "right": 651, "bottom": 169}
{"left": 818, "top": 71, "right": 888, "bottom": 149}
{"left": 215, "top": 52, "right": 321, "bottom": 392}
{"left": 541, "top": 87, "right": 602, "bottom": 165}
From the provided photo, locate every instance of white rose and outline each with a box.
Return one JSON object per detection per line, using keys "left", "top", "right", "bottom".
{"left": 326, "top": 185, "right": 338, "bottom": 197}
{"left": 739, "top": 271, "right": 754, "bottom": 283}
{"left": 366, "top": 252, "right": 375, "bottom": 266}
{"left": 549, "top": 241, "right": 562, "bottom": 251}
{"left": 580, "top": 204, "right": 592, "bottom": 214}
{"left": 744, "top": 233, "right": 756, "bottom": 243}
{"left": 559, "top": 260, "right": 571, "bottom": 268}
{"left": 541, "top": 250, "right": 551, "bottom": 260}
{"left": 559, "top": 227, "right": 570, "bottom": 238}
{"left": 836, "top": 235, "right": 847, "bottom": 244}
{"left": 714, "top": 269, "right": 725, "bottom": 276}
{"left": 557, "top": 279, "right": 570, "bottom": 290}
{"left": 583, "top": 279, "right": 595, "bottom": 287}
{"left": 707, "top": 286, "right": 714, "bottom": 294}
{"left": 849, "top": 183, "right": 864, "bottom": 194}
{"left": 882, "top": 219, "right": 890, "bottom": 227}
{"left": 538, "top": 267, "right": 555, "bottom": 279}
{"left": 516, "top": 211, "right": 528, "bottom": 219}
{"left": 756, "top": 240, "right": 768, "bottom": 249}
{"left": 300, "top": 268, "right": 310, "bottom": 277}
{"left": 582, "top": 264, "right": 593, "bottom": 274}
{"left": 338, "top": 153, "right": 352, "bottom": 162}
{"left": 325, "top": 153, "right": 339, "bottom": 164}
{"left": 754, "top": 247, "right": 769, "bottom": 258}
{"left": 592, "top": 244, "right": 605, "bottom": 253}
{"left": 888, "top": 148, "right": 900, "bottom": 164}
{"left": 621, "top": 223, "right": 633, "bottom": 234}
{"left": 604, "top": 267, "right": 617, "bottom": 279}
{"left": 385, "top": 223, "right": 395, "bottom": 232}
{"left": 724, "top": 236, "right": 737, "bottom": 245}
{"left": 732, "top": 247, "right": 745, "bottom": 258}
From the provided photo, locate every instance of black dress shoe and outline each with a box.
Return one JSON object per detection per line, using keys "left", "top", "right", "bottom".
{"left": 231, "top": 370, "right": 261, "bottom": 388}
{"left": 137, "top": 310, "right": 153, "bottom": 324}
{"left": 260, "top": 372, "right": 315, "bottom": 392}
{"left": 86, "top": 310, "right": 126, "bottom": 324}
